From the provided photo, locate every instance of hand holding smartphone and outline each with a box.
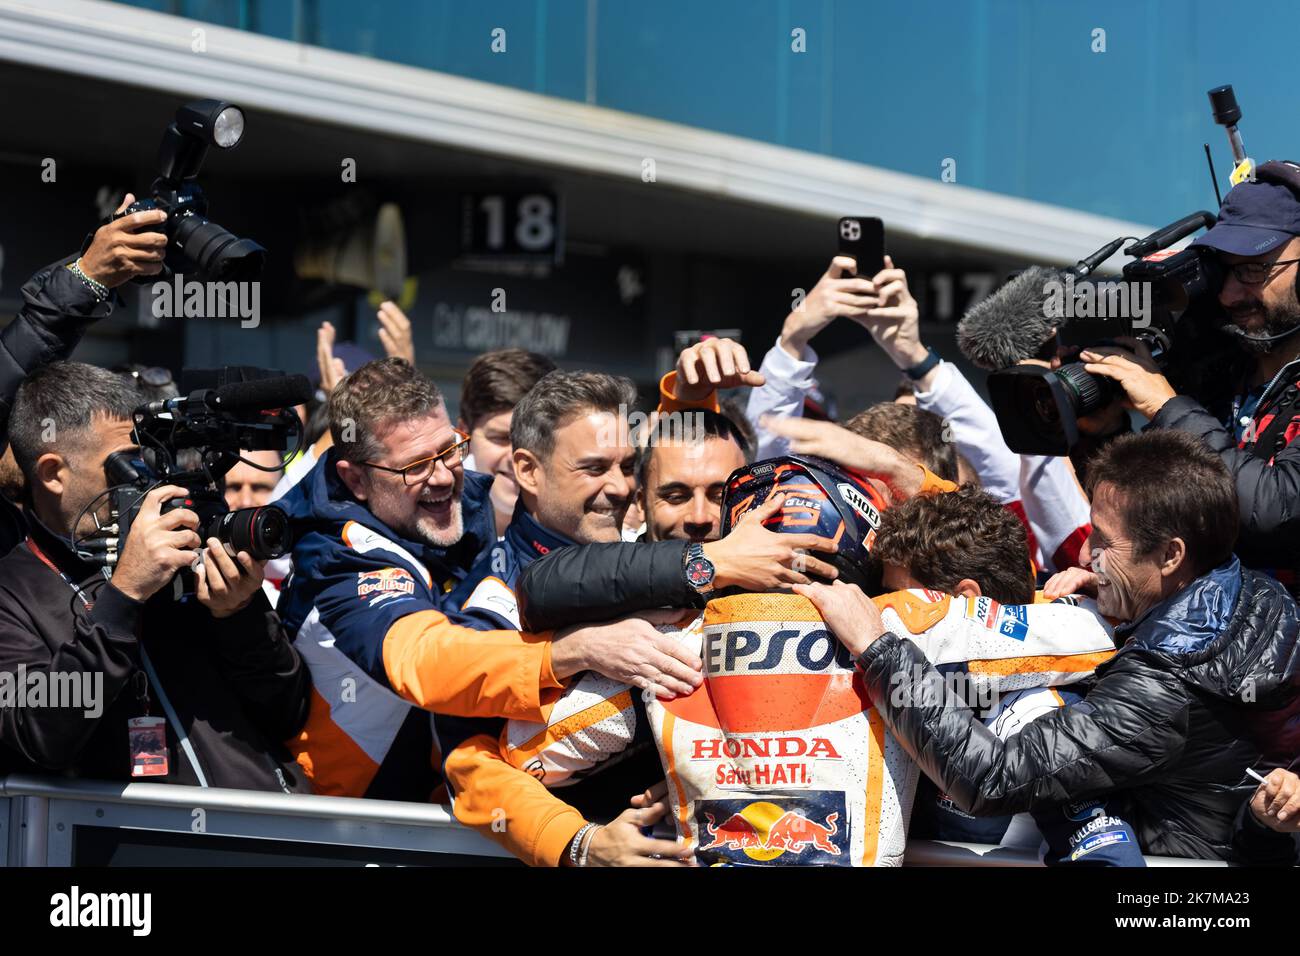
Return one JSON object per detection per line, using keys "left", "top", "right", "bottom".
{"left": 837, "top": 216, "right": 885, "bottom": 279}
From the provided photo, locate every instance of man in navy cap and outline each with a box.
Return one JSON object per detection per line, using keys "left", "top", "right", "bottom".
{"left": 1077, "top": 160, "right": 1300, "bottom": 598}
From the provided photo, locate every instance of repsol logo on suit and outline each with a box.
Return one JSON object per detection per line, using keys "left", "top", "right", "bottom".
{"left": 703, "top": 625, "right": 855, "bottom": 675}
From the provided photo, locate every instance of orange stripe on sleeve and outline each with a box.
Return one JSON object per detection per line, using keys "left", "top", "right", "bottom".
{"left": 966, "top": 650, "right": 1115, "bottom": 677}
{"left": 508, "top": 691, "right": 636, "bottom": 766}
{"left": 381, "top": 609, "right": 560, "bottom": 720}
{"left": 445, "top": 734, "right": 587, "bottom": 867}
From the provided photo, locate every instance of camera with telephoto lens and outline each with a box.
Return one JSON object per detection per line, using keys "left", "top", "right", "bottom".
{"left": 80, "top": 368, "right": 311, "bottom": 597}
{"left": 987, "top": 234, "right": 1228, "bottom": 456}
{"left": 111, "top": 99, "right": 265, "bottom": 283}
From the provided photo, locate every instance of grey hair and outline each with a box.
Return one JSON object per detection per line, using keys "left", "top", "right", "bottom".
{"left": 510, "top": 370, "right": 638, "bottom": 462}
{"left": 9, "top": 362, "right": 142, "bottom": 478}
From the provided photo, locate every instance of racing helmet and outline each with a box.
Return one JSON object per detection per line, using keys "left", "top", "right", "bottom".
{"left": 719, "top": 454, "right": 887, "bottom": 591}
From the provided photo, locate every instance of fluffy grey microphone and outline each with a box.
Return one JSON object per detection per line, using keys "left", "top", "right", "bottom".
{"left": 956, "top": 265, "right": 1065, "bottom": 370}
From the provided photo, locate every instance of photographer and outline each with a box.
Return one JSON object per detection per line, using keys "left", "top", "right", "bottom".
{"left": 802, "top": 429, "right": 1300, "bottom": 863}
{"left": 0, "top": 195, "right": 168, "bottom": 556}
{"left": 1080, "top": 163, "right": 1300, "bottom": 597}
{"left": 0, "top": 362, "right": 311, "bottom": 791}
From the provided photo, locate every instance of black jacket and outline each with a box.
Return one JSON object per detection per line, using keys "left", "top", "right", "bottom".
{"left": 0, "top": 255, "right": 113, "bottom": 556}
{"left": 857, "top": 558, "right": 1300, "bottom": 863}
{"left": 516, "top": 537, "right": 699, "bottom": 631}
{"left": 0, "top": 516, "right": 312, "bottom": 792}
{"left": 1153, "top": 358, "right": 1300, "bottom": 595}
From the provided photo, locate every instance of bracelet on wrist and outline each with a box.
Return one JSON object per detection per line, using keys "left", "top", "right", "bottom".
{"left": 902, "top": 347, "right": 941, "bottom": 381}
{"left": 67, "top": 258, "right": 110, "bottom": 302}
{"left": 568, "top": 822, "right": 598, "bottom": 867}
{"left": 576, "top": 823, "right": 600, "bottom": 868}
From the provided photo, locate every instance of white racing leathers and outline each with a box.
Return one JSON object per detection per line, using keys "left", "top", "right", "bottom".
{"left": 502, "top": 589, "right": 1115, "bottom": 866}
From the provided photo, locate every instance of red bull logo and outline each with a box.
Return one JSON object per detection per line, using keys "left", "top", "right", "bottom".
{"left": 697, "top": 799, "right": 845, "bottom": 862}
{"left": 356, "top": 567, "right": 416, "bottom": 600}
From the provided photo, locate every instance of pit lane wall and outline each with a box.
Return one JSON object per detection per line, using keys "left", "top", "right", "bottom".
{"left": 0, "top": 775, "right": 1218, "bottom": 867}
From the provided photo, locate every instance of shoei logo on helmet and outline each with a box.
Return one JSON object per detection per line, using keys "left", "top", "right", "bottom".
{"left": 837, "top": 482, "right": 881, "bottom": 529}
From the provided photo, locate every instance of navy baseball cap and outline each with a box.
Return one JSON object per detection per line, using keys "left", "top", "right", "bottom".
{"left": 1192, "top": 160, "right": 1300, "bottom": 257}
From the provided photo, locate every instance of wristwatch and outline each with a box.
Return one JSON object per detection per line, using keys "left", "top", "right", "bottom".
{"left": 903, "top": 347, "right": 941, "bottom": 381}
{"left": 682, "top": 542, "right": 716, "bottom": 595}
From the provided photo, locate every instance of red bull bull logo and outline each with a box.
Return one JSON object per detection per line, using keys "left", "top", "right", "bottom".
{"left": 700, "top": 813, "right": 765, "bottom": 851}
{"left": 696, "top": 797, "right": 846, "bottom": 863}
{"left": 764, "top": 810, "right": 840, "bottom": 854}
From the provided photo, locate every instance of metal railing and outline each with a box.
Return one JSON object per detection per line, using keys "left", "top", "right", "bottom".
{"left": 0, "top": 774, "right": 1220, "bottom": 867}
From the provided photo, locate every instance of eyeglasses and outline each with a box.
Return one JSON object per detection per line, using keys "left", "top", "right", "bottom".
{"left": 1229, "top": 256, "right": 1300, "bottom": 285}
{"left": 363, "top": 431, "right": 470, "bottom": 485}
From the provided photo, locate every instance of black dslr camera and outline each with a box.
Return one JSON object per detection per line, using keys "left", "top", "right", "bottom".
{"left": 81, "top": 368, "right": 311, "bottom": 597}
{"left": 112, "top": 99, "right": 265, "bottom": 282}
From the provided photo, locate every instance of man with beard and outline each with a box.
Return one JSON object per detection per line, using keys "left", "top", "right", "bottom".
{"left": 1079, "top": 161, "right": 1300, "bottom": 598}
{"left": 275, "top": 359, "right": 704, "bottom": 801}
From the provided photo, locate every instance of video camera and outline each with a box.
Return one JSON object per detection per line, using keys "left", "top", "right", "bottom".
{"left": 111, "top": 99, "right": 266, "bottom": 283}
{"left": 986, "top": 224, "right": 1229, "bottom": 455}
{"left": 78, "top": 368, "right": 311, "bottom": 596}
{"left": 986, "top": 85, "right": 1256, "bottom": 456}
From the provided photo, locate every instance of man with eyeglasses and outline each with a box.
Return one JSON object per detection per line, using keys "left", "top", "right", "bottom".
{"left": 275, "top": 358, "right": 702, "bottom": 802}
{"left": 1078, "top": 160, "right": 1300, "bottom": 599}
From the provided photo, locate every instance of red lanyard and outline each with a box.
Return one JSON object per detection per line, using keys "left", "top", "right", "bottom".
{"left": 26, "top": 536, "right": 95, "bottom": 610}
{"left": 26, "top": 536, "right": 151, "bottom": 713}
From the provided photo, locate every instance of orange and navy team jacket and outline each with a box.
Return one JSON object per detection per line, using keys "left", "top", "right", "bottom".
{"left": 275, "top": 448, "right": 562, "bottom": 801}
{"left": 440, "top": 506, "right": 592, "bottom": 865}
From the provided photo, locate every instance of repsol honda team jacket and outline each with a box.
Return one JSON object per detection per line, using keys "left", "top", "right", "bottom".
{"left": 275, "top": 449, "right": 564, "bottom": 801}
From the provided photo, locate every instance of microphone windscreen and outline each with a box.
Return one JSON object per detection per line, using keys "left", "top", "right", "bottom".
{"left": 212, "top": 374, "right": 313, "bottom": 412}
{"left": 956, "top": 265, "right": 1064, "bottom": 370}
